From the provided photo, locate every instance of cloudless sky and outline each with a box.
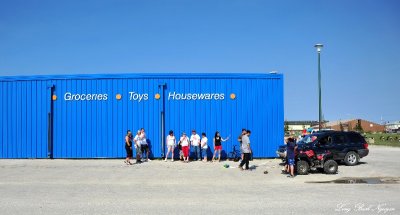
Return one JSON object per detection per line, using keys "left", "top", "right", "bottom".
{"left": 1, "top": 0, "right": 399, "bottom": 123}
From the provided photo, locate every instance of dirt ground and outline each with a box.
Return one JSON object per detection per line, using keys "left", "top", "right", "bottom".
{"left": 0, "top": 145, "right": 399, "bottom": 215}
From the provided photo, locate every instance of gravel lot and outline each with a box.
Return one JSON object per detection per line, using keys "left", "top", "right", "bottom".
{"left": 0, "top": 145, "right": 399, "bottom": 215}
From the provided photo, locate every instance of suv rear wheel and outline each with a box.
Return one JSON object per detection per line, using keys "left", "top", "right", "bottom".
{"left": 344, "top": 151, "right": 360, "bottom": 166}
{"left": 296, "top": 160, "right": 310, "bottom": 175}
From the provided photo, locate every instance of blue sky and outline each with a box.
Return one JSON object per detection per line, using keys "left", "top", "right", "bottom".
{"left": 0, "top": 0, "right": 399, "bottom": 123}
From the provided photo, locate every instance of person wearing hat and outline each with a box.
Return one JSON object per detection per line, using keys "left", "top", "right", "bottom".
{"left": 179, "top": 132, "right": 190, "bottom": 162}
{"left": 165, "top": 130, "right": 176, "bottom": 162}
{"left": 190, "top": 130, "right": 201, "bottom": 161}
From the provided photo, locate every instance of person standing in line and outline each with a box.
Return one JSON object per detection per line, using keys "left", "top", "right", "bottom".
{"left": 180, "top": 132, "right": 190, "bottom": 163}
{"left": 212, "top": 131, "right": 229, "bottom": 162}
{"left": 239, "top": 130, "right": 252, "bottom": 170}
{"left": 124, "top": 130, "right": 133, "bottom": 165}
{"left": 133, "top": 130, "right": 142, "bottom": 164}
{"left": 165, "top": 130, "right": 176, "bottom": 162}
{"left": 140, "top": 128, "right": 150, "bottom": 161}
{"left": 237, "top": 128, "right": 247, "bottom": 162}
{"left": 201, "top": 133, "right": 208, "bottom": 162}
{"left": 190, "top": 130, "right": 201, "bottom": 161}
{"left": 286, "top": 137, "right": 297, "bottom": 178}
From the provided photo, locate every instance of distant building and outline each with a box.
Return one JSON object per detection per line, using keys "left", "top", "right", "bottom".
{"left": 324, "top": 119, "right": 384, "bottom": 133}
{"left": 385, "top": 121, "right": 400, "bottom": 132}
{"left": 285, "top": 120, "right": 318, "bottom": 133}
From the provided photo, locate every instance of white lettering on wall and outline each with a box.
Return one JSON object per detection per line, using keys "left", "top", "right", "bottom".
{"left": 129, "top": 92, "right": 149, "bottom": 102}
{"left": 64, "top": 92, "right": 108, "bottom": 101}
{"left": 168, "top": 92, "right": 225, "bottom": 100}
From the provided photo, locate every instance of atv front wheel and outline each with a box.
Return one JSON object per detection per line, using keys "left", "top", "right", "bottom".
{"left": 323, "top": 160, "right": 338, "bottom": 174}
{"left": 296, "top": 160, "right": 309, "bottom": 175}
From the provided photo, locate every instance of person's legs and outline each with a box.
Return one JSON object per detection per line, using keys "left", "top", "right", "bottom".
{"left": 146, "top": 145, "right": 150, "bottom": 160}
{"left": 290, "top": 164, "right": 294, "bottom": 176}
{"left": 245, "top": 153, "right": 250, "bottom": 170}
{"left": 287, "top": 158, "right": 295, "bottom": 177}
{"left": 238, "top": 154, "right": 246, "bottom": 169}
{"left": 165, "top": 146, "right": 171, "bottom": 161}
{"left": 195, "top": 146, "right": 200, "bottom": 160}
{"left": 202, "top": 148, "right": 207, "bottom": 161}
{"left": 212, "top": 149, "right": 216, "bottom": 161}
{"left": 136, "top": 146, "right": 142, "bottom": 163}
{"left": 171, "top": 146, "right": 174, "bottom": 161}
{"left": 182, "top": 146, "right": 189, "bottom": 162}
{"left": 217, "top": 149, "right": 221, "bottom": 162}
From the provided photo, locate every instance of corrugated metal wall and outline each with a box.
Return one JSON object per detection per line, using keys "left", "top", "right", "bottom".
{"left": 0, "top": 80, "right": 51, "bottom": 158}
{"left": 0, "top": 73, "right": 283, "bottom": 158}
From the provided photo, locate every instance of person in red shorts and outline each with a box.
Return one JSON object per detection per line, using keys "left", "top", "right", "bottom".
{"left": 212, "top": 131, "right": 229, "bottom": 162}
{"left": 179, "top": 132, "right": 190, "bottom": 163}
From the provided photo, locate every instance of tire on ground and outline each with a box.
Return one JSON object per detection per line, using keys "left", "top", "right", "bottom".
{"left": 344, "top": 151, "right": 360, "bottom": 166}
{"left": 323, "top": 160, "right": 338, "bottom": 174}
{"left": 296, "top": 160, "right": 309, "bottom": 175}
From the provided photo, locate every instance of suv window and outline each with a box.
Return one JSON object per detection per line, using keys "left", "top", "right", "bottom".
{"left": 347, "top": 133, "right": 363, "bottom": 143}
{"left": 318, "top": 135, "right": 333, "bottom": 145}
{"left": 333, "top": 134, "right": 347, "bottom": 144}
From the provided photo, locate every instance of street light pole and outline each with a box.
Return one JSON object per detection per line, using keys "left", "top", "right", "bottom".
{"left": 315, "top": 44, "right": 323, "bottom": 130}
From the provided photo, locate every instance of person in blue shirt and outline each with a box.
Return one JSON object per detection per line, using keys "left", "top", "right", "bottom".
{"left": 286, "top": 137, "right": 297, "bottom": 178}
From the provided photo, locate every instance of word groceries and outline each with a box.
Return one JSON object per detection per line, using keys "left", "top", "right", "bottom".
{"left": 63, "top": 92, "right": 225, "bottom": 101}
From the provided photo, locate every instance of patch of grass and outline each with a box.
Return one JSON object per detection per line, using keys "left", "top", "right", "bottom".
{"left": 364, "top": 133, "right": 400, "bottom": 147}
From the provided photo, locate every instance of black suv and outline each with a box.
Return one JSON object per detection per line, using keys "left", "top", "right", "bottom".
{"left": 278, "top": 131, "right": 369, "bottom": 166}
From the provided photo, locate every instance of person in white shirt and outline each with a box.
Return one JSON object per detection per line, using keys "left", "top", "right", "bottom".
{"left": 201, "top": 133, "right": 208, "bottom": 162}
{"left": 180, "top": 132, "right": 190, "bottom": 163}
{"left": 140, "top": 128, "right": 150, "bottom": 161}
{"left": 165, "top": 130, "right": 176, "bottom": 162}
{"left": 190, "top": 130, "right": 201, "bottom": 161}
{"left": 133, "top": 130, "right": 142, "bottom": 164}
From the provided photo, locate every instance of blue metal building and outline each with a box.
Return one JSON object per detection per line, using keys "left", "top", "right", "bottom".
{"left": 0, "top": 73, "right": 284, "bottom": 159}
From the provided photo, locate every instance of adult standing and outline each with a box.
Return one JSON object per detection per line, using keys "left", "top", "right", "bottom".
{"left": 180, "top": 132, "right": 190, "bottom": 162}
{"left": 190, "top": 130, "right": 201, "bottom": 161}
{"left": 134, "top": 130, "right": 142, "bottom": 164}
{"left": 237, "top": 128, "right": 247, "bottom": 161}
{"left": 140, "top": 128, "right": 150, "bottom": 161}
{"left": 212, "top": 131, "right": 229, "bottom": 162}
{"left": 165, "top": 130, "right": 176, "bottom": 162}
{"left": 124, "top": 130, "right": 133, "bottom": 165}
{"left": 239, "top": 130, "right": 252, "bottom": 170}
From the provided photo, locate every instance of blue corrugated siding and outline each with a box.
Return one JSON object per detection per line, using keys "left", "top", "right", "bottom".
{"left": 0, "top": 80, "right": 49, "bottom": 158}
{"left": 0, "top": 73, "right": 283, "bottom": 158}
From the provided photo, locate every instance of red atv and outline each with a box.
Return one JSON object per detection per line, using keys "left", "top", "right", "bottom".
{"left": 295, "top": 148, "right": 338, "bottom": 175}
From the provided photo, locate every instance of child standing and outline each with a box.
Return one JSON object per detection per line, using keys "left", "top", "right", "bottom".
{"left": 201, "top": 133, "right": 208, "bottom": 162}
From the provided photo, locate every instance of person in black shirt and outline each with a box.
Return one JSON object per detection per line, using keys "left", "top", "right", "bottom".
{"left": 124, "top": 130, "right": 133, "bottom": 165}
{"left": 212, "top": 131, "right": 229, "bottom": 162}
